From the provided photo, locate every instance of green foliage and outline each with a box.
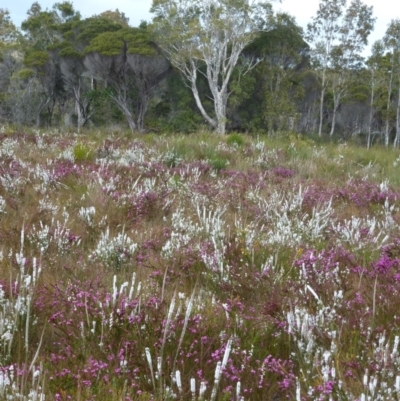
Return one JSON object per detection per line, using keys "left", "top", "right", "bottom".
{"left": 75, "top": 17, "right": 122, "bottom": 44}
{"left": 245, "top": 12, "right": 307, "bottom": 60}
{"left": 73, "top": 142, "right": 94, "bottom": 161}
{"left": 58, "top": 46, "right": 83, "bottom": 58}
{"left": 24, "top": 51, "right": 49, "bottom": 68}
{"left": 209, "top": 156, "right": 228, "bottom": 171}
{"left": 0, "top": 8, "right": 19, "bottom": 45}
{"left": 231, "top": 12, "right": 307, "bottom": 133}
{"left": 21, "top": 4, "right": 63, "bottom": 51}
{"left": 53, "top": 1, "right": 78, "bottom": 21}
{"left": 191, "top": 141, "right": 230, "bottom": 171}
{"left": 348, "top": 83, "right": 369, "bottom": 102}
{"left": 85, "top": 28, "right": 158, "bottom": 57}
{"left": 14, "top": 68, "right": 35, "bottom": 80}
{"left": 227, "top": 66, "right": 257, "bottom": 130}
{"left": 97, "top": 9, "right": 130, "bottom": 27}
{"left": 264, "top": 74, "right": 303, "bottom": 132}
{"left": 226, "top": 133, "right": 245, "bottom": 147}
{"left": 149, "top": 71, "right": 203, "bottom": 133}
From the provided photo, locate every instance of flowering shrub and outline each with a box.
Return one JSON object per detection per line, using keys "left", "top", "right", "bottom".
{"left": 90, "top": 227, "right": 137, "bottom": 269}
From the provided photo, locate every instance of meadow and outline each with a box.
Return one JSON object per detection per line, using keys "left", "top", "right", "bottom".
{"left": 1, "top": 126, "right": 400, "bottom": 400}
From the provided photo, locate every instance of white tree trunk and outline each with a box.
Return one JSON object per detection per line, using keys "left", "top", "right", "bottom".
{"left": 215, "top": 90, "right": 228, "bottom": 135}
{"left": 36, "top": 97, "right": 51, "bottom": 128}
{"left": 385, "top": 71, "right": 393, "bottom": 147}
{"left": 115, "top": 100, "right": 136, "bottom": 132}
{"left": 330, "top": 92, "right": 341, "bottom": 137}
{"left": 367, "top": 73, "right": 375, "bottom": 149}
{"left": 151, "top": 0, "right": 267, "bottom": 135}
{"left": 318, "top": 68, "right": 326, "bottom": 137}
{"left": 394, "top": 87, "right": 400, "bottom": 147}
{"left": 74, "top": 87, "right": 84, "bottom": 133}
{"left": 188, "top": 61, "right": 217, "bottom": 129}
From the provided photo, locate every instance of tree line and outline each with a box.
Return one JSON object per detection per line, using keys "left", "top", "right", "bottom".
{"left": 0, "top": 0, "right": 400, "bottom": 146}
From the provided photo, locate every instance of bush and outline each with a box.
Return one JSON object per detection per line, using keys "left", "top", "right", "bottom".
{"left": 226, "top": 133, "right": 245, "bottom": 147}
{"left": 210, "top": 156, "right": 228, "bottom": 171}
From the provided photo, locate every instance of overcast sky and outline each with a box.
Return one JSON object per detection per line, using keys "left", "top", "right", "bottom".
{"left": 2, "top": 0, "right": 399, "bottom": 55}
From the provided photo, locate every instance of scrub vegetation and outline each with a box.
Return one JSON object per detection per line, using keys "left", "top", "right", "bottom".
{"left": 1, "top": 127, "right": 400, "bottom": 400}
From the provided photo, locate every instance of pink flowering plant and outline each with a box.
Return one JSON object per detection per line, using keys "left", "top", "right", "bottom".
{"left": 2, "top": 128, "right": 400, "bottom": 400}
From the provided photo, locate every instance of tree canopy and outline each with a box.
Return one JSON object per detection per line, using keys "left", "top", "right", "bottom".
{"left": 3, "top": 0, "right": 400, "bottom": 146}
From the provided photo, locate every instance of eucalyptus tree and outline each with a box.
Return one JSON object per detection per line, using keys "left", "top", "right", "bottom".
{"left": 383, "top": 19, "right": 400, "bottom": 147}
{"left": 307, "top": 0, "right": 345, "bottom": 136}
{"left": 307, "top": 0, "right": 374, "bottom": 137}
{"left": 150, "top": 0, "right": 273, "bottom": 135}
{"left": 327, "top": 0, "right": 374, "bottom": 136}
{"left": 365, "top": 40, "right": 386, "bottom": 148}
{"left": 84, "top": 27, "right": 170, "bottom": 132}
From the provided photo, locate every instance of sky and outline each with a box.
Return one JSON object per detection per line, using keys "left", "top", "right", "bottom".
{"left": 2, "top": 0, "right": 399, "bottom": 55}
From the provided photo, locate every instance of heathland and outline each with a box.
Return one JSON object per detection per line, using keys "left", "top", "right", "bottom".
{"left": 1, "top": 128, "right": 400, "bottom": 400}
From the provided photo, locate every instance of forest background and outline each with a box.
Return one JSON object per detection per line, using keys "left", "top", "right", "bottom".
{"left": 1, "top": 0, "right": 400, "bottom": 146}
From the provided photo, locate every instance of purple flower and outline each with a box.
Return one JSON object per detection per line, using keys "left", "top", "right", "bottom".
{"left": 372, "top": 255, "right": 396, "bottom": 275}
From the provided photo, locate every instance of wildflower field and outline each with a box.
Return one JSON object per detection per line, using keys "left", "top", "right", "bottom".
{"left": 2, "top": 127, "right": 400, "bottom": 401}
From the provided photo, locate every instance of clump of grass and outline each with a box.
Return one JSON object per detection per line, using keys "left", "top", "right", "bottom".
{"left": 73, "top": 142, "right": 94, "bottom": 161}
{"left": 226, "top": 133, "right": 245, "bottom": 147}
{"left": 209, "top": 156, "right": 228, "bottom": 171}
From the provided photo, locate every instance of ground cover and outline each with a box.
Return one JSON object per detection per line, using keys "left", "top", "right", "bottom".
{"left": 1, "top": 126, "right": 400, "bottom": 400}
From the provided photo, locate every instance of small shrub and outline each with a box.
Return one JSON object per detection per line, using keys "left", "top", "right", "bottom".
{"left": 226, "top": 133, "right": 245, "bottom": 147}
{"left": 210, "top": 156, "right": 228, "bottom": 171}
{"left": 163, "top": 150, "right": 183, "bottom": 167}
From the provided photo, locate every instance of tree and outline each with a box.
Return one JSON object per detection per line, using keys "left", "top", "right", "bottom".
{"left": 307, "top": 0, "right": 374, "bottom": 137}
{"left": 17, "top": 2, "right": 82, "bottom": 126}
{"left": 24, "top": 50, "right": 64, "bottom": 126}
{"left": 243, "top": 13, "right": 308, "bottom": 132}
{"left": 328, "top": 0, "right": 374, "bottom": 136}
{"left": 126, "top": 51, "right": 170, "bottom": 130}
{"left": 84, "top": 27, "right": 170, "bottom": 132}
{"left": 55, "top": 15, "right": 125, "bottom": 130}
{"left": 0, "top": 9, "right": 22, "bottom": 121}
{"left": 58, "top": 49, "right": 92, "bottom": 130}
{"left": 21, "top": 2, "right": 73, "bottom": 51}
{"left": 383, "top": 19, "right": 400, "bottom": 147}
{"left": 365, "top": 40, "right": 386, "bottom": 148}
{"left": 98, "top": 9, "right": 130, "bottom": 27}
{"left": 307, "top": 0, "right": 345, "bottom": 137}
{"left": 0, "top": 8, "right": 19, "bottom": 50}
{"left": 0, "top": 8, "right": 20, "bottom": 85}
{"left": 150, "top": 0, "right": 273, "bottom": 135}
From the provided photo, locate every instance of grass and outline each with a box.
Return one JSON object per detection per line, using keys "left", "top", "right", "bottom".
{"left": 1, "top": 127, "right": 400, "bottom": 400}
{"left": 226, "top": 133, "right": 245, "bottom": 147}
